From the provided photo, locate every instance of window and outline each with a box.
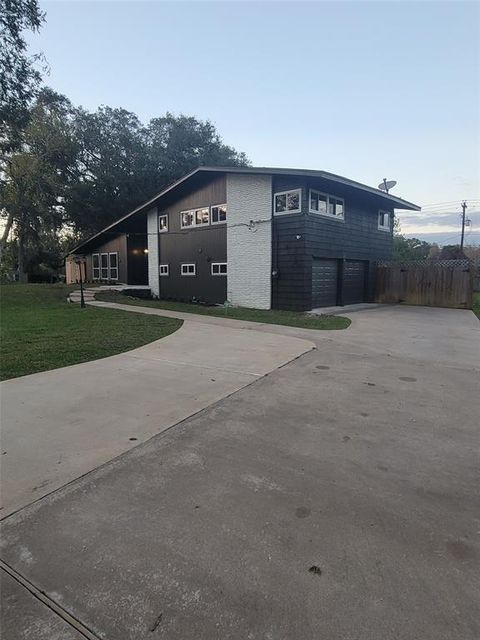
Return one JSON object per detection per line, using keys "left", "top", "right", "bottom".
{"left": 195, "top": 208, "right": 209, "bottom": 225}
{"left": 95, "top": 252, "right": 118, "bottom": 280}
{"left": 309, "top": 190, "right": 344, "bottom": 220}
{"left": 211, "top": 204, "right": 227, "bottom": 224}
{"left": 92, "top": 254, "right": 100, "bottom": 279}
{"left": 181, "top": 207, "right": 209, "bottom": 228}
{"left": 378, "top": 210, "right": 391, "bottom": 231}
{"left": 181, "top": 210, "right": 195, "bottom": 228}
{"left": 181, "top": 263, "right": 196, "bottom": 276}
{"left": 211, "top": 262, "right": 227, "bottom": 276}
{"left": 159, "top": 214, "right": 168, "bottom": 233}
{"left": 159, "top": 264, "right": 169, "bottom": 276}
{"left": 274, "top": 189, "right": 302, "bottom": 214}
{"left": 329, "top": 197, "right": 344, "bottom": 219}
{"left": 100, "top": 253, "right": 109, "bottom": 279}
{"left": 109, "top": 252, "right": 118, "bottom": 280}
{"left": 309, "top": 190, "right": 328, "bottom": 215}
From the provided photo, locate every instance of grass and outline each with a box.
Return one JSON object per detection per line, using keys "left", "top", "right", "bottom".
{"left": 95, "top": 291, "right": 351, "bottom": 330}
{"left": 473, "top": 292, "right": 480, "bottom": 320}
{"left": 0, "top": 284, "right": 182, "bottom": 381}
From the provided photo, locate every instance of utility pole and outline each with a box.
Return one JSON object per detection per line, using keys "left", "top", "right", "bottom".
{"left": 460, "top": 201, "right": 467, "bottom": 251}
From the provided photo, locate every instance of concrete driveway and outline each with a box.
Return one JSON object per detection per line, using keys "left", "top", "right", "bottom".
{"left": 1, "top": 320, "right": 314, "bottom": 517}
{"left": 1, "top": 305, "right": 479, "bottom": 639}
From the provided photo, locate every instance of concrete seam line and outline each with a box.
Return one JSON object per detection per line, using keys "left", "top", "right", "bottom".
{"left": 0, "top": 346, "right": 315, "bottom": 523}
{"left": 89, "top": 300, "right": 319, "bottom": 346}
{"left": 87, "top": 299, "right": 270, "bottom": 328}
{"left": 123, "top": 354, "right": 264, "bottom": 377}
{"left": 0, "top": 560, "right": 101, "bottom": 640}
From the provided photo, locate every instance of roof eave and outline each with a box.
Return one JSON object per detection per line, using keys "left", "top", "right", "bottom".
{"left": 196, "top": 166, "right": 421, "bottom": 210}
{"left": 69, "top": 165, "right": 420, "bottom": 254}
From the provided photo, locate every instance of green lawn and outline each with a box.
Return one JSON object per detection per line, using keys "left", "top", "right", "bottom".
{"left": 473, "top": 292, "right": 480, "bottom": 320}
{"left": 95, "top": 291, "right": 351, "bottom": 330}
{"left": 0, "top": 284, "right": 182, "bottom": 381}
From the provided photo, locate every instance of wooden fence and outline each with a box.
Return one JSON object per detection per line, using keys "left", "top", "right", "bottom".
{"left": 374, "top": 259, "right": 473, "bottom": 309}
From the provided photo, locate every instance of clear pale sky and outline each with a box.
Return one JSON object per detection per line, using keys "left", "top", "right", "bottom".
{"left": 29, "top": 0, "right": 480, "bottom": 244}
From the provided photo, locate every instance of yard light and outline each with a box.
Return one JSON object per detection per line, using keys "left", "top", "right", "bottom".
{"left": 74, "top": 255, "right": 87, "bottom": 309}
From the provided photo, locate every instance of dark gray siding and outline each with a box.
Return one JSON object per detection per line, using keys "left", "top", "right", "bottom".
{"left": 272, "top": 215, "right": 310, "bottom": 310}
{"left": 271, "top": 176, "right": 393, "bottom": 310}
{"left": 158, "top": 176, "right": 227, "bottom": 304}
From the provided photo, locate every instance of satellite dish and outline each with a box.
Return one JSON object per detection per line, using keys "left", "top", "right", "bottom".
{"left": 378, "top": 178, "right": 397, "bottom": 194}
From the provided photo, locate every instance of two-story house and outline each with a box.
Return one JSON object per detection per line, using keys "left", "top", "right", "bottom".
{"left": 67, "top": 166, "right": 420, "bottom": 310}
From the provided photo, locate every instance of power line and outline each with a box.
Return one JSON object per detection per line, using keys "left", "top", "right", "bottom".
{"left": 421, "top": 200, "right": 462, "bottom": 207}
{"left": 421, "top": 200, "right": 480, "bottom": 211}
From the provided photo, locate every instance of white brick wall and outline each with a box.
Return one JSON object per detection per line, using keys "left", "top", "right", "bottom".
{"left": 147, "top": 207, "right": 159, "bottom": 297}
{"left": 226, "top": 173, "right": 272, "bottom": 309}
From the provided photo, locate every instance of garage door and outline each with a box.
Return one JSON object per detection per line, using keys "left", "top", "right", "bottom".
{"left": 343, "top": 260, "right": 366, "bottom": 305}
{"left": 312, "top": 259, "right": 338, "bottom": 307}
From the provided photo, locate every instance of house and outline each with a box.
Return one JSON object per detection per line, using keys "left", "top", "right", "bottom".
{"left": 67, "top": 166, "right": 420, "bottom": 310}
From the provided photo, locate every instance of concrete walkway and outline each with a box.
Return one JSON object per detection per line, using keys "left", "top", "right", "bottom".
{"left": 1, "top": 310, "right": 314, "bottom": 518}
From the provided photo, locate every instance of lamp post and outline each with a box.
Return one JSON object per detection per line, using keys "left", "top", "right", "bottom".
{"left": 74, "top": 256, "right": 86, "bottom": 308}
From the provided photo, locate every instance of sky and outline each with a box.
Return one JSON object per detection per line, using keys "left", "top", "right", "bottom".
{"left": 28, "top": 0, "right": 480, "bottom": 245}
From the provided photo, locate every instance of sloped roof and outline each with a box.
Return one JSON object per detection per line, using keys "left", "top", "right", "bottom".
{"left": 70, "top": 166, "right": 420, "bottom": 254}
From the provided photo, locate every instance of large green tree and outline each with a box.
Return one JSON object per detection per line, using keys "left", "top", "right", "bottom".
{"left": 0, "top": 0, "right": 45, "bottom": 151}
{"left": 146, "top": 113, "right": 249, "bottom": 187}
{"left": 0, "top": 88, "right": 78, "bottom": 279}
{"left": 392, "top": 235, "right": 433, "bottom": 261}
{"left": 65, "top": 106, "right": 151, "bottom": 237}
{"left": 66, "top": 110, "right": 250, "bottom": 238}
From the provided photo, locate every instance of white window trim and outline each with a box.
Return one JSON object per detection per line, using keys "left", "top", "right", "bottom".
{"left": 181, "top": 263, "right": 196, "bottom": 276}
{"left": 180, "top": 210, "right": 194, "bottom": 229}
{"left": 211, "top": 262, "right": 227, "bottom": 276}
{"left": 210, "top": 203, "right": 227, "bottom": 225}
{"left": 158, "top": 214, "right": 168, "bottom": 233}
{"left": 180, "top": 208, "right": 210, "bottom": 229}
{"left": 195, "top": 208, "right": 210, "bottom": 226}
{"left": 273, "top": 189, "right": 302, "bottom": 215}
{"left": 92, "top": 253, "right": 100, "bottom": 280}
{"left": 108, "top": 252, "right": 119, "bottom": 280}
{"left": 309, "top": 189, "right": 345, "bottom": 222}
{"left": 100, "top": 252, "right": 109, "bottom": 279}
{"left": 159, "top": 264, "right": 169, "bottom": 276}
{"left": 378, "top": 210, "right": 391, "bottom": 231}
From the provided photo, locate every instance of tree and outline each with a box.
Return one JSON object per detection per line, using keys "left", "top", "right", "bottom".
{"left": 393, "top": 235, "right": 432, "bottom": 261}
{"left": 0, "top": 0, "right": 46, "bottom": 151}
{"left": 0, "top": 88, "right": 78, "bottom": 279}
{"left": 146, "top": 113, "right": 249, "bottom": 188}
{"left": 439, "top": 244, "right": 466, "bottom": 260}
{"left": 463, "top": 245, "right": 480, "bottom": 261}
{"left": 65, "top": 106, "right": 150, "bottom": 237}
{"left": 65, "top": 111, "right": 250, "bottom": 237}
